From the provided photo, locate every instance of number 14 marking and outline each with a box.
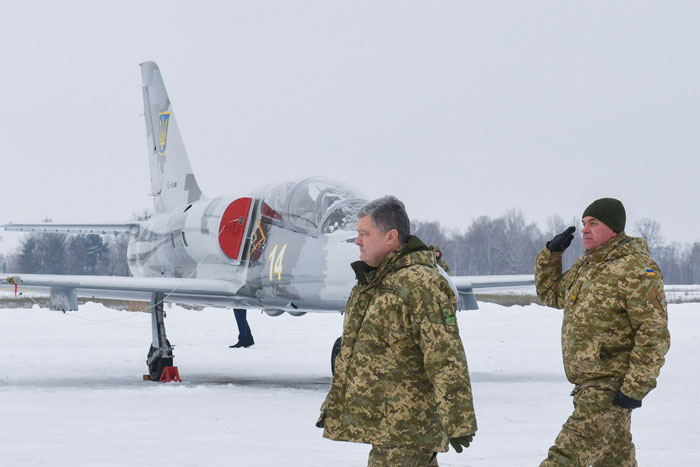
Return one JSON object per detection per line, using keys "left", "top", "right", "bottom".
{"left": 267, "top": 244, "right": 288, "bottom": 281}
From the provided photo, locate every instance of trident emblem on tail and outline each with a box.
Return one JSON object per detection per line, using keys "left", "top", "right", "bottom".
{"left": 158, "top": 112, "right": 171, "bottom": 156}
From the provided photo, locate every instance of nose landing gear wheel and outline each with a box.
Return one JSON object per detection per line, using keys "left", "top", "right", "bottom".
{"left": 147, "top": 340, "right": 173, "bottom": 381}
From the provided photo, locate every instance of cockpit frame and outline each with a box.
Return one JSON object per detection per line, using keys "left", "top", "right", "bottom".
{"left": 254, "top": 176, "right": 367, "bottom": 237}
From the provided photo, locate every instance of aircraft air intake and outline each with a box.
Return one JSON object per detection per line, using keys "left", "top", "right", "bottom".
{"left": 127, "top": 196, "right": 256, "bottom": 278}
{"left": 218, "top": 198, "right": 253, "bottom": 260}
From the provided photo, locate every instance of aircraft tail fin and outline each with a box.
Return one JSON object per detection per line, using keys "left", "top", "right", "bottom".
{"left": 140, "top": 61, "right": 203, "bottom": 213}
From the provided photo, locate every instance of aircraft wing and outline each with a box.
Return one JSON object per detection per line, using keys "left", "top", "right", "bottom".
{"left": 0, "top": 273, "right": 244, "bottom": 311}
{"left": 450, "top": 274, "right": 535, "bottom": 310}
{"left": 2, "top": 223, "right": 138, "bottom": 235}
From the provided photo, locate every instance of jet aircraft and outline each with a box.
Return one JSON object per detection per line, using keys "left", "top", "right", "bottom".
{"left": 1, "top": 62, "right": 534, "bottom": 380}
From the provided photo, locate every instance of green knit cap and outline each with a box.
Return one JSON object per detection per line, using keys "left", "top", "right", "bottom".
{"left": 582, "top": 198, "right": 626, "bottom": 233}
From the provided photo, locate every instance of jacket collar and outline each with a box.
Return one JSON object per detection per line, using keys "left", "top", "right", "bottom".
{"left": 351, "top": 235, "right": 433, "bottom": 285}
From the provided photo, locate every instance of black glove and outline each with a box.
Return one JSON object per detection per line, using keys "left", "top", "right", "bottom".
{"left": 448, "top": 434, "right": 474, "bottom": 453}
{"left": 612, "top": 390, "right": 642, "bottom": 410}
{"left": 315, "top": 411, "right": 325, "bottom": 428}
{"left": 547, "top": 226, "right": 576, "bottom": 252}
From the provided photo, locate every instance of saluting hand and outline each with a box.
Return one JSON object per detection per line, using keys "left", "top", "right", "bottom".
{"left": 547, "top": 226, "right": 576, "bottom": 252}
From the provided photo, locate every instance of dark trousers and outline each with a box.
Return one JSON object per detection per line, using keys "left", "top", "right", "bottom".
{"left": 234, "top": 309, "right": 254, "bottom": 345}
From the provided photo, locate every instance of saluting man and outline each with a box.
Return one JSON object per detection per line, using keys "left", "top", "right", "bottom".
{"left": 317, "top": 196, "right": 477, "bottom": 466}
{"left": 536, "top": 198, "right": 670, "bottom": 466}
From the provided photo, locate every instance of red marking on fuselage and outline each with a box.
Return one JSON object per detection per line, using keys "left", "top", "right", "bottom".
{"left": 218, "top": 198, "right": 253, "bottom": 260}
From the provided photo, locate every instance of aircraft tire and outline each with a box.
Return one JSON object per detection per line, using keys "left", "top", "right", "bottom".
{"left": 147, "top": 340, "right": 173, "bottom": 381}
{"left": 331, "top": 337, "right": 342, "bottom": 375}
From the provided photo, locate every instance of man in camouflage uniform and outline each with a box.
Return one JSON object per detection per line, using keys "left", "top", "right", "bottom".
{"left": 536, "top": 198, "right": 670, "bottom": 466}
{"left": 429, "top": 245, "right": 450, "bottom": 275}
{"left": 317, "top": 196, "right": 477, "bottom": 466}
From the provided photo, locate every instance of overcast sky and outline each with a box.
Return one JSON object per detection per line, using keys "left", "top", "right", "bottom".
{"left": 1, "top": 1, "right": 699, "bottom": 254}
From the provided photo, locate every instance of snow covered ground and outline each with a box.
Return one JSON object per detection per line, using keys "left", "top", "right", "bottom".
{"left": 0, "top": 302, "right": 697, "bottom": 466}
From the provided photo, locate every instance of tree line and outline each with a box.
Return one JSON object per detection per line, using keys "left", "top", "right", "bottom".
{"left": 1, "top": 210, "right": 699, "bottom": 284}
{"left": 1, "top": 233, "right": 129, "bottom": 277}
{"left": 0, "top": 212, "right": 151, "bottom": 277}
{"left": 412, "top": 210, "right": 700, "bottom": 285}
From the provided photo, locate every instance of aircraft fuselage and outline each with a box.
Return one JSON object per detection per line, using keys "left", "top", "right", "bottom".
{"left": 126, "top": 195, "right": 359, "bottom": 313}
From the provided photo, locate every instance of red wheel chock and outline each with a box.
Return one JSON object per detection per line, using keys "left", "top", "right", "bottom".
{"left": 159, "top": 366, "right": 182, "bottom": 382}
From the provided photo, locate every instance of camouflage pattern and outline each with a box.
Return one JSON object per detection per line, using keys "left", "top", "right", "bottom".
{"left": 540, "top": 386, "right": 635, "bottom": 466}
{"left": 319, "top": 236, "right": 477, "bottom": 452}
{"left": 368, "top": 446, "right": 439, "bottom": 467}
{"left": 535, "top": 233, "right": 670, "bottom": 400}
{"left": 536, "top": 233, "right": 670, "bottom": 466}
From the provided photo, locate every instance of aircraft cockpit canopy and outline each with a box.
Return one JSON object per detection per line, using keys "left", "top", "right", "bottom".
{"left": 254, "top": 177, "right": 368, "bottom": 236}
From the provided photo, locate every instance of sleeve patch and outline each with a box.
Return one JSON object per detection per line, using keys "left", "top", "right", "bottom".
{"left": 443, "top": 306, "right": 457, "bottom": 326}
{"left": 655, "top": 293, "right": 667, "bottom": 311}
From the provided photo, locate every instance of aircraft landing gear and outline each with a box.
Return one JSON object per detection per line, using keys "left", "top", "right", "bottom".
{"left": 146, "top": 292, "right": 174, "bottom": 381}
{"left": 331, "top": 337, "right": 342, "bottom": 375}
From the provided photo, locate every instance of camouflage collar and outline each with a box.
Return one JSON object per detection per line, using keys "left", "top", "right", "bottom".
{"left": 350, "top": 235, "right": 433, "bottom": 285}
{"left": 350, "top": 261, "right": 377, "bottom": 285}
{"left": 585, "top": 232, "right": 628, "bottom": 263}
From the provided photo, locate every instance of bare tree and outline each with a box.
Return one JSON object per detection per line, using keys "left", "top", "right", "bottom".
{"left": 655, "top": 243, "right": 682, "bottom": 284}
{"left": 501, "top": 209, "right": 544, "bottom": 274}
{"left": 634, "top": 218, "right": 664, "bottom": 252}
{"left": 545, "top": 214, "right": 568, "bottom": 239}
{"left": 411, "top": 220, "right": 447, "bottom": 248}
{"left": 687, "top": 243, "right": 700, "bottom": 284}
{"left": 462, "top": 215, "right": 509, "bottom": 274}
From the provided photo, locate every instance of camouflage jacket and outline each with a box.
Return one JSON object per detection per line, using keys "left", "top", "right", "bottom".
{"left": 535, "top": 233, "right": 670, "bottom": 400}
{"left": 320, "top": 236, "right": 477, "bottom": 450}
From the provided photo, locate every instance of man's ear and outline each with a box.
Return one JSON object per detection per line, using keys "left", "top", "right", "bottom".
{"left": 386, "top": 229, "right": 399, "bottom": 244}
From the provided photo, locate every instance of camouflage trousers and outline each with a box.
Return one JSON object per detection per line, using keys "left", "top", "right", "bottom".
{"left": 540, "top": 386, "right": 636, "bottom": 466}
{"left": 368, "top": 445, "right": 439, "bottom": 467}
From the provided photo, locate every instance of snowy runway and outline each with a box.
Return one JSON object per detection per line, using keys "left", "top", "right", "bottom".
{"left": 1, "top": 302, "right": 697, "bottom": 466}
